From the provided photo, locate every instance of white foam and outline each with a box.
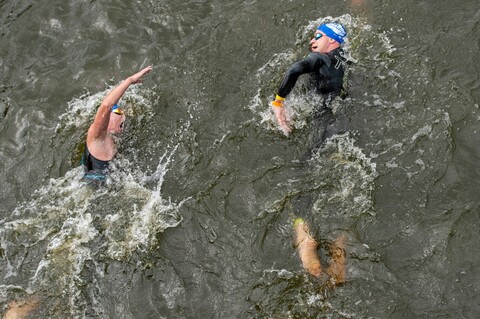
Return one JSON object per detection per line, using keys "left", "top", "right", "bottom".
{"left": 311, "top": 133, "right": 378, "bottom": 217}
{"left": 1, "top": 88, "right": 190, "bottom": 316}
{"left": 104, "top": 147, "right": 186, "bottom": 259}
{"left": 249, "top": 14, "right": 390, "bottom": 134}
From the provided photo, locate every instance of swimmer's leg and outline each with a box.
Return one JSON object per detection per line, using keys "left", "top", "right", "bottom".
{"left": 3, "top": 295, "right": 40, "bottom": 319}
{"left": 326, "top": 234, "right": 347, "bottom": 286}
{"left": 293, "top": 218, "right": 322, "bottom": 277}
{"left": 306, "top": 107, "right": 336, "bottom": 157}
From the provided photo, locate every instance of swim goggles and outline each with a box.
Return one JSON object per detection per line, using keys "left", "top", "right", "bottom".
{"left": 111, "top": 104, "right": 124, "bottom": 115}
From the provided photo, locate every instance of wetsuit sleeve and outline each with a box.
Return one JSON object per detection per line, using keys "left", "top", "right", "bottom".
{"left": 276, "top": 53, "right": 325, "bottom": 98}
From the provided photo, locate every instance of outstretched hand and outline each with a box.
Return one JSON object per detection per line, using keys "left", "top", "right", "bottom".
{"left": 129, "top": 66, "right": 153, "bottom": 84}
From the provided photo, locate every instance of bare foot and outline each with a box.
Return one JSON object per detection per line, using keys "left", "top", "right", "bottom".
{"left": 293, "top": 218, "right": 322, "bottom": 277}
{"left": 3, "top": 296, "right": 40, "bottom": 319}
{"left": 326, "top": 234, "right": 347, "bottom": 286}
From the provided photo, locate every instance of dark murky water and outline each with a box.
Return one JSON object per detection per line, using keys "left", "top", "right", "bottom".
{"left": 1, "top": 0, "right": 480, "bottom": 318}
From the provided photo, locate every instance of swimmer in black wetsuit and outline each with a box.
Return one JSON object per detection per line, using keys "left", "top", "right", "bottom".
{"left": 270, "top": 23, "right": 349, "bottom": 287}
{"left": 81, "top": 66, "right": 152, "bottom": 182}
{"left": 271, "top": 22, "right": 347, "bottom": 135}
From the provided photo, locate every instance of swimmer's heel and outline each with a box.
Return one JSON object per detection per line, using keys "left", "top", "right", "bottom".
{"left": 293, "top": 217, "right": 305, "bottom": 229}
{"left": 293, "top": 217, "right": 322, "bottom": 277}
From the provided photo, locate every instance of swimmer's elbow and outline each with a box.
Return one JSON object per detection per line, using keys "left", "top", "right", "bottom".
{"left": 286, "top": 64, "right": 304, "bottom": 78}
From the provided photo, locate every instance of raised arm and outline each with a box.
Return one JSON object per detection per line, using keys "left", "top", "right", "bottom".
{"left": 88, "top": 66, "right": 153, "bottom": 140}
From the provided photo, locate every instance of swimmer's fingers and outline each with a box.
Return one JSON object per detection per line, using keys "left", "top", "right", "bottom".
{"left": 130, "top": 66, "right": 153, "bottom": 84}
{"left": 272, "top": 105, "right": 292, "bottom": 135}
{"left": 279, "top": 122, "right": 292, "bottom": 135}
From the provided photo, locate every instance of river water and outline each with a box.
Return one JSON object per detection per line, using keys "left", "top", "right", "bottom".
{"left": 1, "top": 0, "right": 479, "bottom": 318}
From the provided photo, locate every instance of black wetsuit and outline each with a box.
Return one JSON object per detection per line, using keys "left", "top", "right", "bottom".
{"left": 277, "top": 48, "right": 347, "bottom": 150}
{"left": 81, "top": 145, "right": 109, "bottom": 181}
{"left": 277, "top": 48, "right": 346, "bottom": 100}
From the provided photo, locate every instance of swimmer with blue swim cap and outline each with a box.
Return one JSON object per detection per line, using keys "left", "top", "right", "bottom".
{"left": 271, "top": 21, "right": 347, "bottom": 135}
{"left": 316, "top": 22, "right": 347, "bottom": 44}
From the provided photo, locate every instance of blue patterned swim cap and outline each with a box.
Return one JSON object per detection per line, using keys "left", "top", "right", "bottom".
{"left": 317, "top": 22, "right": 347, "bottom": 44}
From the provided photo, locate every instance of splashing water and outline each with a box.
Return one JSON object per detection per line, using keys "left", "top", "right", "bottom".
{"left": 310, "top": 133, "right": 377, "bottom": 220}
{"left": 0, "top": 87, "right": 188, "bottom": 318}
{"left": 246, "top": 16, "right": 384, "bottom": 318}
{"left": 249, "top": 14, "right": 397, "bottom": 136}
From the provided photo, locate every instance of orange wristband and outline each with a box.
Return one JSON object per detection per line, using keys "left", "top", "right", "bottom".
{"left": 272, "top": 100, "right": 283, "bottom": 107}
{"left": 272, "top": 95, "right": 285, "bottom": 108}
